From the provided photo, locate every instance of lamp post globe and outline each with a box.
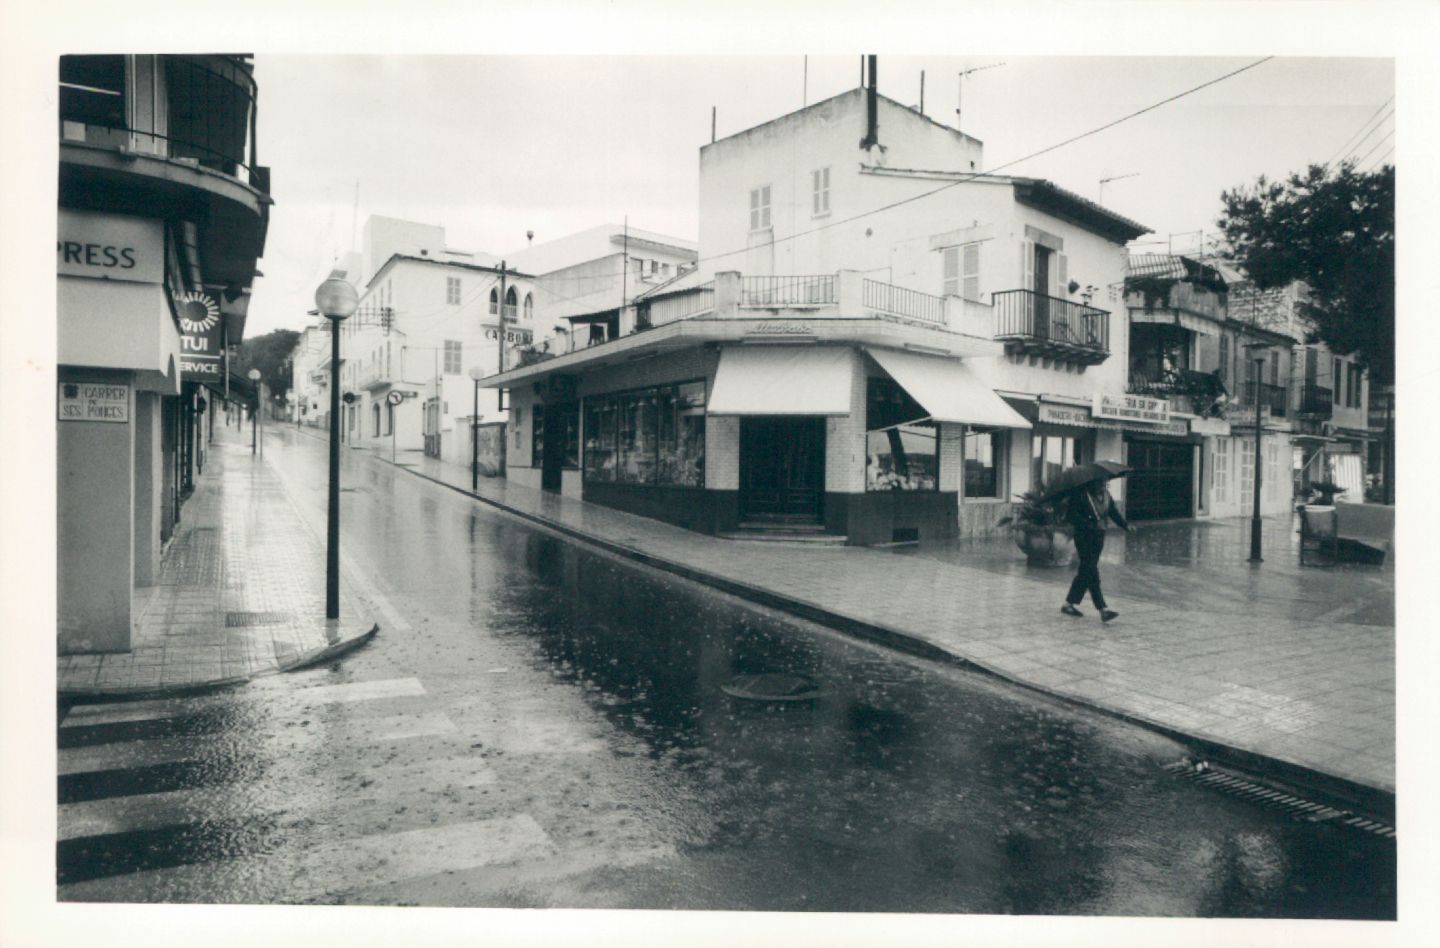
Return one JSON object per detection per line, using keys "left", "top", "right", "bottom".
{"left": 315, "top": 277, "right": 359, "bottom": 320}
{"left": 246, "top": 368, "right": 262, "bottom": 454}
{"left": 317, "top": 276, "right": 357, "bottom": 621}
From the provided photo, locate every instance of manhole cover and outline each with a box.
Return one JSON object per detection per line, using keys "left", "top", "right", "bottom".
{"left": 721, "top": 673, "right": 825, "bottom": 702}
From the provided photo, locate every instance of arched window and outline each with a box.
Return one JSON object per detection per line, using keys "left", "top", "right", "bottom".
{"left": 504, "top": 286, "right": 518, "bottom": 321}
{"left": 488, "top": 287, "right": 499, "bottom": 316}
{"left": 523, "top": 293, "right": 534, "bottom": 321}
{"left": 372, "top": 402, "right": 381, "bottom": 436}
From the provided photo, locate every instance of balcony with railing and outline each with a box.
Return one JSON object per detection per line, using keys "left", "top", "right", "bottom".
{"left": 992, "top": 289, "right": 1110, "bottom": 365}
{"left": 1236, "top": 381, "right": 1289, "bottom": 418}
{"left": 1296, "top": 384, "right": 1334, "bottom": 417}
{"left": 740, "top": 275, "right": 837, "bottom": 308}
{"left": 644, "top": 281, "right": 715, "bottom": 326}
{"left": 1128, "top": 367, "right": 1226, "bottom": 415}
{"left": 862, "top": 279, "right": 947, "bottom": 326}
{"left": 60, "top": 55, "right": 266, "bottom": 193}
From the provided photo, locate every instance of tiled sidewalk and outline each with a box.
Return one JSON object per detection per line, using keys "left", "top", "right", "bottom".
{"left": 353, "top": 439, "right": 1394, "bottom": 806}
{"left": 57, "top": 433, "right": 378, "bottom": 698}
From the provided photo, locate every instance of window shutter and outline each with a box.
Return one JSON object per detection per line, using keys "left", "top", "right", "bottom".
{"left": 942, "top": 247, "right": 960, "bottom": 296}
{"left": 1056, "top": 253, "right": 1068, "bottom": 296}
{"left": 962, "top": 243, "right": 981, "bottom": 301}
{"left": 1021, "top": 240, "right": 1034, "bottom": 294}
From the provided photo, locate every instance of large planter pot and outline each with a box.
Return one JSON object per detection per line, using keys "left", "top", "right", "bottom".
{"left": 1014, "top": 525, "right": 1075, "bottom": 567}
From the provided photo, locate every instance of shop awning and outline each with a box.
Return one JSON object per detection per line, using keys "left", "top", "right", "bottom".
{"left": 1130, "top": 308, "right": 1219, "bottom": 337}
{"left": 707, "top": 346, "right": 854, "bottom": 415}
{"left": 867, "top": 348, "right": 1031, "bottom": 429}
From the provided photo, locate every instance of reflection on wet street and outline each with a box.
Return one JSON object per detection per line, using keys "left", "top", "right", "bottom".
{"left": 58, "top": 432, "right": 1395, "bottom": 916}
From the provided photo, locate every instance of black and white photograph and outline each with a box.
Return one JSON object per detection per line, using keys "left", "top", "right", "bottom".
{"left": 3, "top": 2, "right": 1436, "bottom": 946}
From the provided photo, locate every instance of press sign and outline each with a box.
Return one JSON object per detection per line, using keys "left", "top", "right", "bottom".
{"left": 58, "top": 382, "right": 129, "bottom": 423}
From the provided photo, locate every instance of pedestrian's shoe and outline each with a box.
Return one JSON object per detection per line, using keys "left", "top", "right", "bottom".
{"left": 1061, "top": 603, "right": 1083, "bottom": 617}
{"left": 1100, "top": 609, "right": 1119, "bottom": 623}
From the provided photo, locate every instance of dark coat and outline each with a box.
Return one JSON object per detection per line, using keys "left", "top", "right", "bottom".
{"left": 1059, "top": 487, "right": 1129, "bottom": 535}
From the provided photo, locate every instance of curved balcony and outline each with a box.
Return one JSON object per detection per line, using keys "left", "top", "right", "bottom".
{"left": 59, "top": 55, "right": 270, "bottom": 297}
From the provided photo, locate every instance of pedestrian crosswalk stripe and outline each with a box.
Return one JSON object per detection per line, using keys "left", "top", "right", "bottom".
{"left": 59, "top": 813, "right": 556, "bottom": 903}
{"left": 59, "top": 735, "right": 195, "bottom": 776}
{"left": 62, "top": 677, "right": 428, "bottom": 729}
{"left": 367, "top": 711, "right": 458, "bottom": 741}
{"left": 59, "top": 787, "right": 223, "bottom": 842}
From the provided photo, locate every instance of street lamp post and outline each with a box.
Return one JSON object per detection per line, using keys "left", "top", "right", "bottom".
{"left": 316, "top": 277, "right": 359, "bottom": 620}
{"left": 469, "top": 366, "right": 485, "bottom": 491}
{"left": 1244, "top": 343, "right": 1267, "bottom": 563}
{"left": 247, "top": 368, "right": 263, "bottom": 458}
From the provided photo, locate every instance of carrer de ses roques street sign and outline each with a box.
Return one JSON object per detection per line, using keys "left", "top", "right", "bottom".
{"left": 176, "top": 290, "right": 225, "bottom": 382}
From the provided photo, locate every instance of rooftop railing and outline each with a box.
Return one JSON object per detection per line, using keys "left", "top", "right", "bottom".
{"left": 740, "top": 274, "right": 837, "bottom": 307}
{"left": 863, "top": 279, "right": 946, "bottom": 325}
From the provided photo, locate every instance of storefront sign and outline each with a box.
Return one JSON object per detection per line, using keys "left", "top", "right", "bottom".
{"left": 747, "top": 321, "right": 814, "bottom": 335}
{"left": 1092, "top": 392, "right": 1171, "bottom": 425}
{"left": 485, "top": 328, "right": 533, "bottom": 344}
{"left": 58, "top": 382, "right": 129, "bottom": 423}
{"left": 1038, "top": 400, "right": 1189, "bottom": 437}
{"left": 1190, "top": 416, "right": 1231, "bottom": 437}
{"left": 177, "top": 291, "right": 225, "bottom": 381}
{"left": 57, "top": 209, "right": 163, "bottom": 285}
{"left": 1037, "top": 402, "right": 1098, "bottom": 428}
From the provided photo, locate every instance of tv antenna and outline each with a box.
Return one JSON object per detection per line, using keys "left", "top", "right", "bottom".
{"left": 956, "top": 61, "right": 1006, "bottom": 133}
{"left": 1098, "top": 172, "right": 1140, "bottom": 204}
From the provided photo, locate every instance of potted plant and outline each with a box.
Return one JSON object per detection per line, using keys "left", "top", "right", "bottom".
{"left": 997, "top": 489, "right": 1075, "bottom": 566}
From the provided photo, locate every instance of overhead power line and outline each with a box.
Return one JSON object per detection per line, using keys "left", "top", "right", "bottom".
{"left": 1325, "top": 96, "right": 1394, "bottom": 167}
{"left": 687, "top": 56, "right": 1274, "bottom": 271}
{"left": 1350, "top": 127, "right": 1395, "bottom": 170}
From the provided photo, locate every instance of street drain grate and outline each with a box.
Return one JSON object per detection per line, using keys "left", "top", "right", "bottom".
{"left": 225, "top": 611, "right": 292, "bottom": 628}
{"left": 1164, "top": 760, "right": 1395, "bottom": 839}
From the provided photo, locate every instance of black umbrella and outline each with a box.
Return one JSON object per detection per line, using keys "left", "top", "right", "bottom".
{"left": 1040, "top": 460, "right": 1132, "bottom": 502}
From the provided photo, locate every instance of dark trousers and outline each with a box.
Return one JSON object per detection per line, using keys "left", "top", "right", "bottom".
{"left": 1066, "top": 530, "right": 1107, "bottom": 610}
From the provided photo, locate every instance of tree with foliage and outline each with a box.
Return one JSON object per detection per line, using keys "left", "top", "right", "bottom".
{"left": 235, "top": 329, "right": 301, "bottom": 408}
{"left": 1216, "top": 161, "right": 1394, "bottom": 385}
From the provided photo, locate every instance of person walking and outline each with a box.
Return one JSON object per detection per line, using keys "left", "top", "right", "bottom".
{"left": 1059, "top": 478, "right": 1133, "bottom": 622}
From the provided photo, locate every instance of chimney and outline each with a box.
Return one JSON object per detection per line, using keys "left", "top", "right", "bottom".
{"left": 860, "top": 55, "right": 879, "bottom": 150}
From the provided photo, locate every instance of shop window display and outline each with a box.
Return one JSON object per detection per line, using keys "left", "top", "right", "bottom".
{"left": 964, "top": 428, "right": 1005, "bottom": 498}
{"left": 1032, "top": 434, "right": 1087, "bottom": 490}
{"left": 865, "top": 377, "right": 938, "bottom": 491}
{"left": 584, "top": 382, "right": 706, "bottom": 487}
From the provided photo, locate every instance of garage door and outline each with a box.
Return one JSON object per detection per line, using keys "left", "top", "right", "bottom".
{"left": 1126, "top": 439, "right": 1194, "bottom": 521}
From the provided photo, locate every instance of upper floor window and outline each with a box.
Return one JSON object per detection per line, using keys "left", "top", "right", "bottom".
{"left": 444, "top": 339, "right": 462, "bottom": 374}
{"left": 811, "top": 167, "right": 830, "bottom": 216}
{"left": 749, "top": 185, "right": 771, "bottom": 231}
{"left": 504, "top": 286, "right": 518, "bottom": 320}
{"left": 446, "top": 276, "right": 461, "bottom": 305}
{"left": 943, "top": 243, "right": 983, "bottom": 301}
{"left": 59, "top": 55, "right": 126, "bottom": 129}
{"left": 489, "top": 287, "right": 499, "bottom": 316}
{"left": 523, "top": 293, "right": 534, "bottom": 321}
{"left": 1218, "top": 333, "right": 1231, "bottom": 385}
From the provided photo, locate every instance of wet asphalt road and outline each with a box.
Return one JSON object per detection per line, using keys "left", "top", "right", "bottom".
{"left": 57, "top": 429, "right": 1395, "bottom": 916}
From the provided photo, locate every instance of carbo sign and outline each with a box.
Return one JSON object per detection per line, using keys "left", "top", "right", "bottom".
{"left": 58, "top": 382, "right": 129, "bottom": 423}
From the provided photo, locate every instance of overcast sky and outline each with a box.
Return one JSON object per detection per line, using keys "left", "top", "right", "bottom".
{"left": 248, "top": 54, "right": 1394, "bottom": 337}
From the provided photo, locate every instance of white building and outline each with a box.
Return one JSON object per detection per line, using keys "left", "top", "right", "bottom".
{"left": 484, "top": 84, "right": 1160, "bottom": 542}
{"left": 505, "top": 224, "right": 697, "bottom": 351}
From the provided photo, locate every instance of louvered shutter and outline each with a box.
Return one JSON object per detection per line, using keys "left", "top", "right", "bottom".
{"left": 1056, "top": 253, "right": 1068, "bottom": 296}
{"left": 1021, "top": 240, "right": 1035, "bottom": 294}
{"left": 962, "top": 243, "right": 981, "bottom": 301}
{"left": 942, "top": 246, "right": 960, "bottom": 296}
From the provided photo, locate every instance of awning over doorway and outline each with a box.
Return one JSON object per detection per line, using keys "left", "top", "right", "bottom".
{"left": 707, "top": 346, "right": 854, "bottom": 415}
{"left": 867, "top": 348, "right": 1031, "bottom": 429}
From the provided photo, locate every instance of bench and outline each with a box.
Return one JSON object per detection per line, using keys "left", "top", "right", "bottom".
{"left": 1334, "top": 502, "right": 1394, "bottom": 564}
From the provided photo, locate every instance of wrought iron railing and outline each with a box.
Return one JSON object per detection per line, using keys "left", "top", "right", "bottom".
{"left": 1296, "top": 384, "right": 1333, "bottom": 416}
{"left": 1240, "top": 381, "right": 1288, "bottom": 417}
{"left": 59, "top": 55, "right": 264, "bottom": 191}
{"left": 645, "top": 282, "right": 715, "bottom": 324}
{"left": 740, "top": 275, "right": 836, "bottom": 307}
{"left": 992, "top": 289, "right": 1109, "bottom": 352}
{"left": 862, "top": 279, "right": 946, "bottom": 324}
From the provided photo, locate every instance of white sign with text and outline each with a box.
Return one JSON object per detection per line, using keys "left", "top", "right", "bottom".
{"left": 58, "top": 382, "right": 129, "bottom": 423}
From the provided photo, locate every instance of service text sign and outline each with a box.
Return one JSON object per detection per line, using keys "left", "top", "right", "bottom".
{"left": 58, "top": 382, "right": 129, "bottom": 423}
{"left": 177, "top": 291, "right": 226, "bottom": 381}
{"left": 1092, "top": 392, "right": 1170, "bottom": 425}
{"left": 57, "top": 209, "right": 163, "bottom": 285}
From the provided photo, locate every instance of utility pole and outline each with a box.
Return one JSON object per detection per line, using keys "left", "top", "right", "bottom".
{"left": 496, "top": 261, "right": 508, "bottom": 414}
